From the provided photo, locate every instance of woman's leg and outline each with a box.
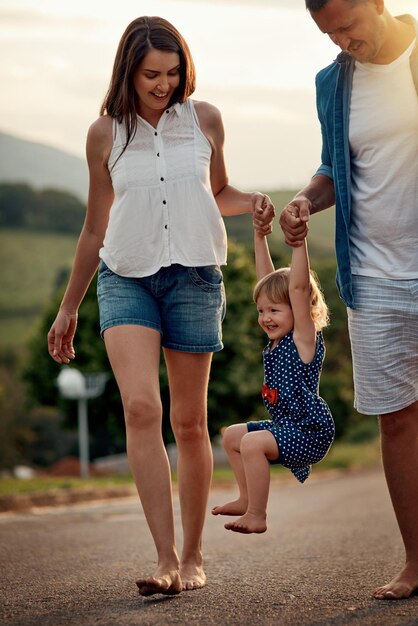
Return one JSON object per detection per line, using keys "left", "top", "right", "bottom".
{"left": 163, "top": 349, "right": 213, "bottom": 591}
{"left": 104, "top": 325, "right": 181, "bottom": 596}
{"left": 224, "top": 430, "right": 279, "bottom": 534}
{"left": 211, "top": 424, "right": 250, "bottom": 516}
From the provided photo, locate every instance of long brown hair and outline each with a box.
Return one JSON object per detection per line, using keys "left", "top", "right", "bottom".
{"left": 100, "top": 16, "right": 196, "bottom": 161}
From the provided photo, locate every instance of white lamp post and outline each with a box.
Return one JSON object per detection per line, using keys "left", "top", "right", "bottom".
{"left": 57, "top": 367, "right": 108, "bottom": 478}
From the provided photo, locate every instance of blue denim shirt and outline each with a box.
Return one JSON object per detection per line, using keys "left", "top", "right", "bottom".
{"left": 314, "top": 15, "right": 418, "bottom": 308}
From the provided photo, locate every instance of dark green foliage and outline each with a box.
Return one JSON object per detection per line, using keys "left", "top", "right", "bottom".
{"left": 314, "top": 260, "right": 359, "bottom": 438}
{"left": 344, "top": 419, "right": 379, "bottom": 443}
{"left": 208, "top": 239, "right": 286, "bottom": 435}
{"left": 3, "top": 187, "right": 360, "bottom": 466}
{"left": 16, "top": 407, "right": 78, "bottom": 468}
{"left": 0, "top": 183, "right": 33, "bottom": 227}
{"left": 0, "top": 183, "right": 85, "bottom": 234}
{"left": 23, "top": 276, "right": 126, "bottom": 460}
{"left": 22, "top": 237, "right": 359, "bottom": 467}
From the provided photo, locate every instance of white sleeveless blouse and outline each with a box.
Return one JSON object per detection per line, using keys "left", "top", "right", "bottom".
{"left": 99, "top": 99, "right": 227, "bottom": 277}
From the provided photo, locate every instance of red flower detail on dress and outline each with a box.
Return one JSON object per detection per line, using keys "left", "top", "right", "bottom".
{"left": 262, "top": 384, "right": 278, "bottom": 404}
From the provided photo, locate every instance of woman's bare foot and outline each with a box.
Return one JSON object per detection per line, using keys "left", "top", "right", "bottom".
{"left": 136, "top": 568, "right": 182, "bottom": 596}
{"left": 180, "top": 563, "right": 206, "bottom": 591}
{"left": 372, "top": 562, "right": 418, "bottom": 600}
{"left": 211, "top": 498, "right": 247, "bottom": 516}
{"left": 224, "top": 511, "right": 267, "bottom": 534}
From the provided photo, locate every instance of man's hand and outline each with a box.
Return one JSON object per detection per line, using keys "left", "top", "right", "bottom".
{"left": 279, "top": 196, "right": 311, "bottom": 246}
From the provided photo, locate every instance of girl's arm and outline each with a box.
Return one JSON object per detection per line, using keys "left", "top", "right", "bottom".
{"left": 47, "top": 116, "right": 114, "bottom": 364}
{"left": 289, "top": 239, "right": 316, "bottom": 363}
{"left": 254, "top": 230, "right": 275, "bottom": 281}
{"left": 193, "top": 100, "right": 275, "bottom": 228}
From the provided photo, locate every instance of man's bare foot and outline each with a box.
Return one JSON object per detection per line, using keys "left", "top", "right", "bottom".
{"left": 372, "top": 563, "right": 418, "bottom": 600}
{"left": 224, "top": 512, "right": 267, "bottom": 534}
{"left": 211, "top": 498, "right": 247, "bottom": 516}
{"left": 136, "top": 569, "right": 182, "bottom": 597}
{"left": 180, "top": 563, "right": 206, "bottom": 591}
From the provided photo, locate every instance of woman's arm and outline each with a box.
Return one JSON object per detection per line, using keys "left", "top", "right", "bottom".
{"left": 193, "top": 100, "right": 275, "bottom": 225}
{"left": 47, "top": 116, "right": 114, "bottom": 363}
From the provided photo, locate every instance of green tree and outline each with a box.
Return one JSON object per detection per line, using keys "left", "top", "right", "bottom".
{"left": 32, "top": 189, "right": 85, "bottom": 234}
{"left": 314, "top": 260, "right": 359, "bottom": 438}
{"left": 0, "top": 183, "right": 33, "bottom": 227}
{"left": 208, "top": 239, "right": 285, "bottom": 435}
{"left": 23, "top": 238, "right": 360, "bottom": 466}
{"left": 0, "top": 183, "right": 85, "bottom": 233}
{"left": 23, "top": 275, "right": 125, "bottom": 460}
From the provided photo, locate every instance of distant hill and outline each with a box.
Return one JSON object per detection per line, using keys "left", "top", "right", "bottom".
{"left": 0, "top": 131, "right": 88, "bottom": 202}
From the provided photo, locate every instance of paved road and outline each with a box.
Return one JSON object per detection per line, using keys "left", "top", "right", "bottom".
{"left": 1, "top": 469, "right": 418, "bottom": 626}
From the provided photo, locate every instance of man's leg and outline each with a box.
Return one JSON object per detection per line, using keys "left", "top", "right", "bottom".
{"left": 373, "top": 400, "right": 418, "bottom": 600}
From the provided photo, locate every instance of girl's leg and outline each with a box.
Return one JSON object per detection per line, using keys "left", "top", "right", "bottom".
{"left": 225, "top": 430, "right": 279, "bottom": 534}
{"left": 164, "top": 349, "right": 213, "bottom": 591}
{"left": 211, "top": 424, "right": 250, "bottom": 516}
{"left": 104, "top": 325, "right": 181, "bottom": 596}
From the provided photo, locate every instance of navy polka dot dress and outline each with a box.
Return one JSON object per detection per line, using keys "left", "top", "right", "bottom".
{"left": 247, "top": 331, "right": 335, "bottom": 483}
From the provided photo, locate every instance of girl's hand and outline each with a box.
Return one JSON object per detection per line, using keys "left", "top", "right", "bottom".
{"left": 279, "top": 197, "right": 311, "bottom": 247}
{"left": 252, "top": 192, "right": 275, "bottom": 235}
{"left": 47, "top": 310, "right": 78, "bottom": 364}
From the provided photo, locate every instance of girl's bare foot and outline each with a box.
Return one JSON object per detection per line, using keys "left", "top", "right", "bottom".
{"left": 224, "top": 511, "right": 267, "bottom": 534}
{"left": 372, "top": 562, "right": 418, "bottom": 600}
{"left": 180, "top": 563, "right": 206, "bottom": 591}
{"left": 136, "top": 568, "right": 182, "bottom": 596}
{"left": 211, "top": 498, "right": 247, "bottom": 516}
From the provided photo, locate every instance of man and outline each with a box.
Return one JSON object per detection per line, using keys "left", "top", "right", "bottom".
{"left": 280, "top": 0, "right": 418, "bottom": 600}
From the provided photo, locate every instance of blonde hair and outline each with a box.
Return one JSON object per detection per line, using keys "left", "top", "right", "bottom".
{"left": 253, "top": 268, "right": 329, "bottom": 332}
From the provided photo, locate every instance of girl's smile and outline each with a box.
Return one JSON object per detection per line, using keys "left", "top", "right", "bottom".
{"left": 256, "top": 292, "right": 294, "bottom": 348}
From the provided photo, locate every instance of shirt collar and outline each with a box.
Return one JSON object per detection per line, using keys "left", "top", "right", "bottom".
{"left": 163, "top": 102, "right": 184, "bottom": 116}
{"left": 172, "top": 102, "right": 183, "bottom": 116}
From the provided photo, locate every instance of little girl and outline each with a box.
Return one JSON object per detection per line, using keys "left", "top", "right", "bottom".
{"left": 212, "top": 223, "right": 335, "bottom": 534}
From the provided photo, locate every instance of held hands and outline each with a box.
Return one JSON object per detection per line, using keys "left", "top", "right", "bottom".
{"left": 279, "top": 196, "right": 311, "bottom": 247}
{"left": 252, "top": 192, "right": 275, "bottom": 236}
{"left": 47, "top": 310, "right": 78, "bottom": 364}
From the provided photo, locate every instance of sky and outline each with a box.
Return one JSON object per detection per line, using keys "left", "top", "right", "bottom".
{"left": 1, "top": 0, "right": 417, "bottom": 190}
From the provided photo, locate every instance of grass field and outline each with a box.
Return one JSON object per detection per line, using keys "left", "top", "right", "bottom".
{"left": 0, "top": 229, "right": 77, "bottom": 349}
{"left": 0, "top": 201, "right": 335, "bottom": 349}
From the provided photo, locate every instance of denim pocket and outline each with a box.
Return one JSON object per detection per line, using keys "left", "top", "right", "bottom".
{"left": 188, "top": 265, "right": 223, "bottom": 291}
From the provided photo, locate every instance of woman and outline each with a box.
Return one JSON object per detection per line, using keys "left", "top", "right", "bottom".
{"left": 47, "top": 16, "right": 274, "bottom": 596}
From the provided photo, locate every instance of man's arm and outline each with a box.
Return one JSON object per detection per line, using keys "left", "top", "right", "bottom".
{"left": 279, "top": 175, "right": 335, "bottom": 246}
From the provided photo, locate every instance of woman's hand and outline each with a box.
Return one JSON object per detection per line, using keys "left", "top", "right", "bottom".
{"left": 47, "top": 310, "right": 78, "bottom": 364}
{"left": 252, "top": 192, "right": 275, "bottom": 235}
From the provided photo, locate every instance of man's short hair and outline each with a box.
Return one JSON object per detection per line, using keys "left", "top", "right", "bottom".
{"left": 305, "top": 0, "right": 360, "bottom": 11}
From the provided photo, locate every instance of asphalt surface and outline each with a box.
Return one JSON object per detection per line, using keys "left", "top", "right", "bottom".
{"left": 1, "top": 468, "right": 418, "bottom": 626}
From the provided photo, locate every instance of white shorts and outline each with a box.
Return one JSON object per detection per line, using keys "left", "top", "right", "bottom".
{"left": 347, "top": 275, "right": 418, "bottom": 415}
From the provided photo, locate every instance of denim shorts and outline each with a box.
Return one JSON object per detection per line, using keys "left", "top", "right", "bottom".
{"left": 97, "top": 262, "right": 226, "bottom": 352}
{"left": 347, "top": 275, "right": 418, "bottom": 415}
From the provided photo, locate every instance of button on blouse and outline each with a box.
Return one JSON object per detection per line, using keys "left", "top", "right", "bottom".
{"left": 100, "top": 100, "right": 227, "bottom": 278}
